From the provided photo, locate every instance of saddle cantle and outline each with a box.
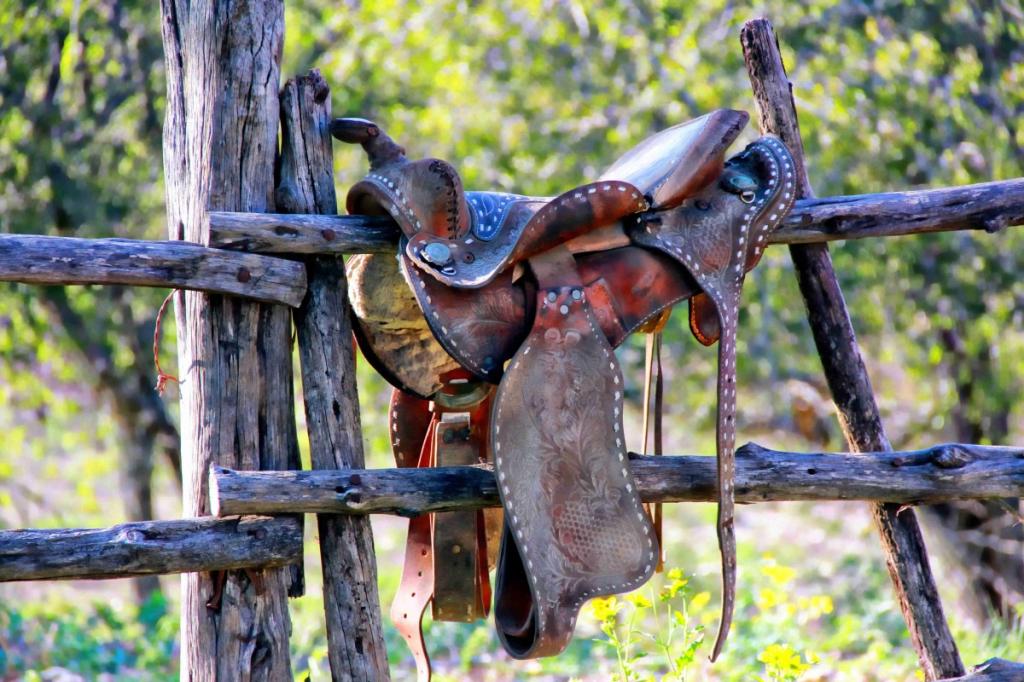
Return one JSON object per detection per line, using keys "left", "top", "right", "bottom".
{"left": 334, "top": 111, "right": 795, "bottom": 674}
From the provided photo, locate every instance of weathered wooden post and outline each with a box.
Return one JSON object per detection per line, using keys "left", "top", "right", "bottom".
{"left": 741, "top": 18, "right": 966, "bottom": 680}
{"left": 161, "top": 2, "right": 300, "bottom": 678}
{"left": 278, "top": 70, "right": 391, "bottom": 680}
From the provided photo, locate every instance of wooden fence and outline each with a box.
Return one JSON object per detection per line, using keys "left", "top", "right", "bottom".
{"left": 0, "top": 8, "right": 1022, "bottom": 682}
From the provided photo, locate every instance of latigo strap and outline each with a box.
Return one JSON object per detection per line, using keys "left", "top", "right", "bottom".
{"left": 641, "top": 324, "right": 668, "bottom": 572}
{"left": 431, "top": 414, "right": 491, "bottom": 622}
{"left": 388, "top": 389, "right": 435, "bottom": 682}
{"left": 388, "top": 381, "right": 496, "bottom": 680}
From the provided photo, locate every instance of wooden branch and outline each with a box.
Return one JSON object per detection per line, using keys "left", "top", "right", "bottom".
{"left": 210, "top": 442, "right": 1024, "bottom": 516}
{"left": 281, "top": 70, "right": 390, "bottom": 680}
{"left": 940, "top": 659, "right": 1024, "bottom": 681}
{"left": 4, "top": 174, "right": 1014, "bottom": 302}
{"left": 207, "top": 178, "right": 1024, "bottom": 255}
{"left": 742, "top": 18, "right": 965, "bottom": 680}
{"left": 0, "top": 516, "right": 301, "bottom": 582}
{"left": 0, "top": 234, "right": 306, "bottom": 307}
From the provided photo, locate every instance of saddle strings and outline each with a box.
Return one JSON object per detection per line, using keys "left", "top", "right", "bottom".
{"left": 641, "top": 330, "right": 665, "bottom": 572}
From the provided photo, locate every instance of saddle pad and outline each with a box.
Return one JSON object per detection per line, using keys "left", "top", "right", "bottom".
{"left": 491, "top": 246, "right": 657, "bottom": 658}
{"left": 348, "top": 253, "right": 460, "bottom": 397}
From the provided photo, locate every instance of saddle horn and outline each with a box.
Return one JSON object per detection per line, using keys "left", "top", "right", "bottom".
{"left": 330, "top": 117, "right": 406, "bottom": 166}
{"left": 333, "top": 116, "right": 473, "bottom": 242}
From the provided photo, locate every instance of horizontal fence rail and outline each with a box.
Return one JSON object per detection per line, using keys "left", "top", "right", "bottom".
{"left": 0, "top": 235, "right": 308, "bottom": 307}
{"left": 209, "top": 211, "right": 396, "bottom": 255}
{"left": 775, "top": 178, "right": 1024, "bottom": 244}
{"left": 208, "top": 177, "right": 1024, "bottom": 255}
{"left": 0, "top": 516, "right": 302, "bottom": 582}
{"left": 943, "top": 658, "right": 1024, "bottom": 681}
{"left": 211, "top": 442, "right": 1024, "bottom": 517}
{"left": 0, "top": 178, "right": 1019, "bottom": 302}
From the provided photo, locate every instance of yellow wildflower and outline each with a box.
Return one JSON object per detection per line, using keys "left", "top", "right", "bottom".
{"left": 628, "top": 593, "right": 653, "bottom": 609}
{"left": 658, "top": 568, "right": 688, "bottom": 601}
{"left": 590, "top": 596, "right": 620, "bottom": 621}
{"left": 798, "top": 595, "right": 834, "bottom": 618}
{"left": 757, "top": 587, "right": 785, "bottom": 610}
{"left": 690, "top": 591, "right": 711, "bottom": 612}
{"left": 761, "top": 563, "right": 797, "bottom": 586}
{"left": 758, "top": 643, "right": 809, "bottom": 675}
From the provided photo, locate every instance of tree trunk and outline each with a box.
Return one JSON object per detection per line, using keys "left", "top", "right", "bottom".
{"left": 160, "top": 1, "right": 297, "bottom": 679}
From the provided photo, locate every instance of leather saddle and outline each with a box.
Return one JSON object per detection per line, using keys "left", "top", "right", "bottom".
{"left": 335, "top": 110, "right": 796, "bottom": 678}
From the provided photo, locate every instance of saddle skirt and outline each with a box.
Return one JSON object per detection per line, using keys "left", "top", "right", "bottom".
{"left": 334, "top": 111, "right": 796, "bottom": 672}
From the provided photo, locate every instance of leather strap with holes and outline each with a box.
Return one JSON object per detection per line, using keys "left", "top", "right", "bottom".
{"left": 641, "top": 328, "right": 666, "bottom": 572}
{"left": 389, "top": 381, "right": 494, "bottom": 681}
{"left": 629, "top": 135, "right": 796, "bottom": 660}
{"left": 389, "top": 388, "right": 434, "bottom": 681}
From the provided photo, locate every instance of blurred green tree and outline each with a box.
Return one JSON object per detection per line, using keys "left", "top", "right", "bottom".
{"left": 0, "top": 0, "right": 178, "bottom": 602}
{"left": 0, "top": 0, "right": 1021, "bottom": 630}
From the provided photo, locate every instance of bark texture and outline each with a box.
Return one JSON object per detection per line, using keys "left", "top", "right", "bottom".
{"left": 206, "top": 174, "right": 1024, "bottom": 255}
{"left": 938, "top": 658, "right": 1024, "bottom": 681}
{"left": 741, "top": 18, "right": 965, "bottom": 680}
{"left": 209, "top": 211, "right": 396, "bottom": 254}
{"left": 279, "top": 70, "right": 391, "bottom": 681}
{"left": 160, "top": 1, "right": 297, "bottom": 679}
{"left": 0, "top": 235, "right": 306, "bottom": 305}
{"left": 773, "top": 178, "right": 1024, "bottom": 244}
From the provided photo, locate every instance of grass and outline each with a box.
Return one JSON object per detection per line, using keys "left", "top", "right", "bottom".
{"left": 3, "top": 514, "right": 1022, "bottom": 681}
{"left": 2, "top": 356, "right": 1021, "bottom": 680}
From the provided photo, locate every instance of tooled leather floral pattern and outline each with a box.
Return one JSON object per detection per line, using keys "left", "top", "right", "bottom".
{"left": 498, "top": 291, "right": 650, "bottom": 606}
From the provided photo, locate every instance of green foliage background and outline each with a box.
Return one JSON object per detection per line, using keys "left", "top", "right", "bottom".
{"left": 1, "top": 0, "right": 1023, "bottom": 680}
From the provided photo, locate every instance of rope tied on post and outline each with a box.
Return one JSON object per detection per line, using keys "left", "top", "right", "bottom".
{"left": 153, "top": 289, "right": 180, "bottom": 395}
